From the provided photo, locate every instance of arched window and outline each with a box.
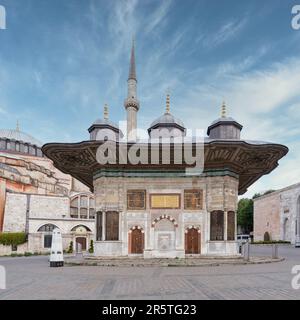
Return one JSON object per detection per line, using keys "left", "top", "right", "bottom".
{"left": 24, "top": 144, "right": 29, "bottom": 153}
{"left": 38, "top": 224, "right": 58, "bottom": 232}
{"left": 70, "top": 194, "right": 95, "bottom": 219}
{"left": 210, "top": 211, "right": 224, "bottom": 241}
{"left": 71, "top": 225, "right": 92, "bottom": 232}
{"left": 15, "top": 142, "right": 20, "bottom": 152}
{"left": 37, "top": 224, "right": 58, "bottom": 248}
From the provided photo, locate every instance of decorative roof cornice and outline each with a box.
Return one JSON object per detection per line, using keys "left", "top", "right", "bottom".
{"left": 42, "top": 139, "right": 288, "bottom": 195}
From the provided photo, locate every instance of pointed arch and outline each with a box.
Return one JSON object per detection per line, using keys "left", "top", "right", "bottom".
{"left": 151, "top": 215, "right": 178, "bottom": 227}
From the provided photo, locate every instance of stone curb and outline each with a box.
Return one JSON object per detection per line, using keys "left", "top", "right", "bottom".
{"left": 65, "top": 257, "right": 284, "bottom": 267}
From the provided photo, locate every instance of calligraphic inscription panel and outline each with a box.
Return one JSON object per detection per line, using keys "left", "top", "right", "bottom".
{"left": 150, "top": 194, "right": 181, "bottom": 209}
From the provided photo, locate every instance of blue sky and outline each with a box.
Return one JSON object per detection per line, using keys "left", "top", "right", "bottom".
{"left": 0, "top": 0, "right": 300, "bottom": 197}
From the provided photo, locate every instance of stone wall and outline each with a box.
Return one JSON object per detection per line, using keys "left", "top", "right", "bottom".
{"left": 3, "top": 193, "right": 27, "bottom": 232}
{"left": 29, "top": 195, "right": 70, "bottom": 220}
{"left": 254, "top": 192, "right": 280, "bottom": 241}
{"left": 254, "top": 182, "right": 300, "bottom": 244}
{"left": 93, "top": 174, "right": 239, "bottom": 257}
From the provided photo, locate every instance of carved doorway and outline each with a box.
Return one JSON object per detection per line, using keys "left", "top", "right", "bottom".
{"left": 130, "top": 229, "right": 144, "bottom": 254}
{"left": 185, "top": 228, "right": 200, "bottom": 254}
{"left": 76, "top": 237, "right": 87, "bottom": 252}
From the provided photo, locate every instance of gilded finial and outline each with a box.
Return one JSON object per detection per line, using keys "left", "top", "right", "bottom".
{"left": 16, "top": 120, "right": 20, "bottom": 132}
{"left": 221, "top": 101, "right": 226, "bottom": 118}
{"left": 104, "top": 104, "right": 109, "bottom": 120}
{"left": 166, "top": 89, "right": 170, "bottom": 114}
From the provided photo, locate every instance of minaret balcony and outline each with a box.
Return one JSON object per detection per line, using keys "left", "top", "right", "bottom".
{"left": 124, "top": 98, "right": 140, "bottom": 110}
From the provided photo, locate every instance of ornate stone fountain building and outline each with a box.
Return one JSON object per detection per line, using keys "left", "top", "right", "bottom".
{"left": 43, "top": 42, "right": 288, "bottom": 258}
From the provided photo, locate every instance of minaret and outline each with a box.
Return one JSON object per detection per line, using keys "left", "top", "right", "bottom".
{"left": 124, "top": 39, "right": 140, "bottom": 141}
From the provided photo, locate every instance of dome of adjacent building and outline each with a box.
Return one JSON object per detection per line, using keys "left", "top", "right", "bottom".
{"left": 0, "top": 129, "right": 42, "bottom": 146}
{"left": 0, "top": 126, "right": 43, "bottom": 157}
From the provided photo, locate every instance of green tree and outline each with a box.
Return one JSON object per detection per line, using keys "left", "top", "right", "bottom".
{"left": 237, "top": 198, "right": 253, "bottom": 233}
{"left": 67, "top": 241, "right": 73, "bottom": 254}
{"left": 88, "top": 240, "right": 94, "bottom": 254}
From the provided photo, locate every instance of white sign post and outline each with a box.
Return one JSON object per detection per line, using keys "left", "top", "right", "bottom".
{"left": 49, "top": 228, "right": 64, "bottom": 267}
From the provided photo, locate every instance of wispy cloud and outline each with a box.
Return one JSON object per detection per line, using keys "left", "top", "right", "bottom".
{"left": 145, "top": 0, "right": 173, "bottom": 34}
{"left": 202, "top": 18, "right": 248, "bottom": 48}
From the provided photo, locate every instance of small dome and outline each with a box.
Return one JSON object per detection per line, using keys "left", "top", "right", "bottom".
{"left": 0, "top": 129, "right": 42, "bottom": 146}
{"left": 88, "top": 104, "right": 123, "bottom": 140}
{"left": 92, "top": 118, "right": 119, "bottom": 129}
{"left": 207, "top": 103, "right": 243, "bottom": 140}
{"left": 209, "top": 116, "right": 237, "bottom": 126}
{"left": 150, "top": 113, "right": 185, "bottom": 129}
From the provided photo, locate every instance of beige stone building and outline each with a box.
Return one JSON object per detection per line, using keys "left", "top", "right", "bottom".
{"left": 254, "top": 182, "right": 300, "bottom": 246}
{"left": 0, "top": 129, "right": 95, "bottom": 255}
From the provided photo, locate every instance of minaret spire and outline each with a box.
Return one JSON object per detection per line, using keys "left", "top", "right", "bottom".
{"left": 124, "top": 38, "right": 140, "bottom": 141}
{"left": 128, "top": 38, "right": 137, "bottom": 81}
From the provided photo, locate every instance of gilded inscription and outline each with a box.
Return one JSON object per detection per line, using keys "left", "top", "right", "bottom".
{"left": 150, "top": 194, "right": 180, "bottom": 209}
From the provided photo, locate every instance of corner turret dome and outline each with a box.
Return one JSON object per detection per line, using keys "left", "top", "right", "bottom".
{"left": 207, "top": 103, "right": 243, "bottom": 140}
{"left": 88, "top": 104, "right": 123, "bottom": 141}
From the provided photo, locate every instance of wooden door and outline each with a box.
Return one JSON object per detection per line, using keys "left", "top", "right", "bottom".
{"left": 131, "top": 229, "right": 144, "bottom": 254}
{"left": 185, "top": 228, "right": 200, "bottom": 254}
{"left": 76, "top": 237, "right": 86, "bottom": 251}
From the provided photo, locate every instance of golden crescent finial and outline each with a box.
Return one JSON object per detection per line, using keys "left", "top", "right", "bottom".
{"left": 221, "top": 101, "right": 226, "bottom": 118}
{"left": 166, "top": 94, "right": 170, "bottom": 114}
{"left": 104, "top": 104, "right": 109, "bottom": 120}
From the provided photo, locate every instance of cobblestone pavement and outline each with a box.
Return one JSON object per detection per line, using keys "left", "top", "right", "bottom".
{"left": 0, "top": 245, "right": 299, "bottom": 300}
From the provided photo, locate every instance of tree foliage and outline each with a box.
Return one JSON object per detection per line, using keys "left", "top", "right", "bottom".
{"left": 0, "top": 232, "right": 27, "bottom": 246}
{"left": 252, "top": 190, "right": 276, "bottom": 199}
{"left": 237, "top": 198, "right": 253, "bottom": 233}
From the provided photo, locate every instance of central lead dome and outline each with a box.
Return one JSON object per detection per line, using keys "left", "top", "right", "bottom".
{"left": 148, "top": 94, "right": 186, "bottom": 138}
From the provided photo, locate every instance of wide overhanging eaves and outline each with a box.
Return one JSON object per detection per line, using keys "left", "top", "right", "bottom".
{"left": 42, "top": 140, "right": 288, "bottom": 195}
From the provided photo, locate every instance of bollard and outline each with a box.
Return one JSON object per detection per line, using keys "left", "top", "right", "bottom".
{"left": 246, "top": 241, "right": 250, "bottom": 261}
{"left": 243, "top": 241, "right": 250, "bottom": 261}
{"left": 272, "top": 244, "right": 278, "bottom": 259}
